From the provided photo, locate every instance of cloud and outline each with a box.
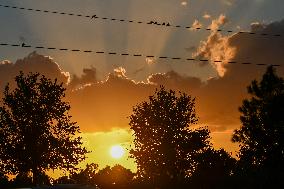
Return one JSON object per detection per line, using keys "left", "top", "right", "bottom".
{"left": 193, "top": 15, "right": 236, "bottom": 77}
{"left": 2, "top": 18, "right": 284, "bottom": 136}
{"left": 0, "top": 52, "right": 242, "bottom": 152}
{"left": 250, "top": 22, "right": 266, "bottom": 32}
{"left": 67, "top": 68, "right": 204, "bottom": 132}
{"left": 67, "top": 67, "right": 154, "bottom": 132}
{"left": 203, "top": 13, "right": 211, "bottom": 19}
{"left": 69, "top": 67, "right": 97, "bottom": 89}
{"left": 145, "top": 57, "right": 156, "bottom": 65}
{"left": 148, "top": 71, "right": 202, "bottom": 92}
{"left": 208, "top": 14, "right": 228, "bottom": 30}
{"left": 190, "top": 20, "right": 203, "bottom": 30}
{"left": 181, "top": 1, "right": 188, "bottom": 6}
{"left": 0, "top": 51, "right": 70, "bottom": 92}
{"left": 113, "top": 67, "right": 127, "bottom": 78}
{"left": 194, "top": 19, "right": 284, "bottom": 132}
{"left": 193, "top": 32, "right": 236, "bottom": 77}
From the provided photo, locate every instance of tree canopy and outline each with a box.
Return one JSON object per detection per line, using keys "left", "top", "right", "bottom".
{"left": 0, "top": 72, "right": 88, "bottom": 185}
{"left": 232, "top": 66, "right": 284, "bottom": 187}
{"left": 95, "top": 164, "right": 134, "bottom": 189}
{"left": 129, "top": 86, "right": 214, "bottom": 188}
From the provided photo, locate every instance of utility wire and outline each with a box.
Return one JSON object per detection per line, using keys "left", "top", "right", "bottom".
{"left": 0, "top": 4, "right": 282, "bottom": 38}
{"left": 0, "top": 42, "right": 280, "bottom": 67}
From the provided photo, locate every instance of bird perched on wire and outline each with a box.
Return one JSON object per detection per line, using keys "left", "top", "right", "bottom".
{"left": 91, "top": 15, "right": 97, "bottom": 19}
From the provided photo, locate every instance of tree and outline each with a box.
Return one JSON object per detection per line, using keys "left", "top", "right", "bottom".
{"left": 70, "top": 163, "right": 99, "bottom": 185}
{"left": 0, "top": 72, "right": 88, "bottom": 185}
{"left": 10, "top": 172, "right": 33, "bottom": 188}
{"left": 189, "top": 148, "right": 236, "bottom": 189}
{"left": 129, "top": 86, "right": 212, "bottom": 188}
{"left": 54, "top": 176, "right": 76, "bottom": 185}
{"left": 0, "top": 172, "right": 10, "bottom": 189}
{"left": 232, "top": 66, "right": 284, "bottom": 187}
{"left": 94, "top": 165, "right": 134, "bottom": 189}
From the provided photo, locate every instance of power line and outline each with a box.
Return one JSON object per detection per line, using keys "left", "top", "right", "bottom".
{"left": 0, "top": 42, "right": 280, "bottom": 67}
{"left": 0, "top": 3, "right": 282, "bottom": 38}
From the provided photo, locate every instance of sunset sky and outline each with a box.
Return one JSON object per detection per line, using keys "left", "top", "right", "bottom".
{"left": 1, "top": 0, "right": 284, "bottom": 174}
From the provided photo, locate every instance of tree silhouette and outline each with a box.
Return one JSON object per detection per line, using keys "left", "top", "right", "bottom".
{"left": 70, "top": 163, "right": 99, "bottom": 185}
{"left": 95, "top": 164, "right": 134, "bottom": 189}
{"left": 54, "top": 175, "right": 76, "bottom": 185}
{"left": 129, "top": 86, "right": 212, "bottom": 188}
{"left": 0, "top": 72, "right": 88, "bottom": 185}
{"left": 11, "top": 172, "right": 33, "bottom": 188}
{"left": 0, "top": 172, "right": 10, "bottom": 188}
{"left": 189, "top": 148, "right": 236, "bottom": 189}
{"left": 232, "top": 66, "right": 284, "bottom": 187}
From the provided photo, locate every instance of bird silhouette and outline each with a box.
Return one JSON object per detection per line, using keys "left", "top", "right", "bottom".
{"left": 162, "top": 22, "right": 165, "bottom": 25}
{"left": 21, "top": 43, "right": 26, "bottom": 47}
{"left": 91, "top": 15, "right": 97, "bottom": 19}
{"left": 166, "top": 23, "right": 171, "bottom": 26}
{"left": 154, "top": 22, "right": 158, "bottom": 25}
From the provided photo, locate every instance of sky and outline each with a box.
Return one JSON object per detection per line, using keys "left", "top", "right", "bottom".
{"left": 1, "top": 0, "right": 284, "bottom": 174}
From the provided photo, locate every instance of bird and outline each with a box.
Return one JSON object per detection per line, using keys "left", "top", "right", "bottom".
{"left": 21, "top": 43, "right": 26, "bottom": 47}
{"left": 91, "top": 15, "right": 97, "bottom": 19}
{"left": 162, "top": 22, "right": 165, "bottom": 25}
{"left": 154, "top": 22, "right": 158, "bottom": 25}
{"left": 166, "top": 23, "right": 171, "bottom": 26}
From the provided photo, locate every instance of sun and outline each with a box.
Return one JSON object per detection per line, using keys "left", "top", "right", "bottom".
{"left": 110, "top": 145, "right": 125, "bottom": 159}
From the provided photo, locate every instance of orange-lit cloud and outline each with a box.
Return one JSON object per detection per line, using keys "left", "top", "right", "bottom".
{"left": 181, "top": 1, "right": 188, "bottom": 6}
{"left": 193, "top": 15, "right": 236, "bottom": 77}
{"left": 203, "top": 13, "right": 211, "bottom": 19}
{"left": 190, "top": 20, "right": 203, "bottom": 30}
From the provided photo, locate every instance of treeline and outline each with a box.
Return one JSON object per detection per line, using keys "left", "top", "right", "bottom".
{"left": 1, "top": 66, "right": 284, "bottom": 189}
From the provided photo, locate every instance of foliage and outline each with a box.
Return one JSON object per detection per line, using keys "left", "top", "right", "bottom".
{"left": 129, "top": 86, "right": 212, "bottom": 188}
{"left": 54, "top": 175, "right": 76, "bottom": 184}
{"left": 70, "top": 163, "right": 98, "bottom": 185}
{"left": 189, "top": 148, "right": 236, "bottom": 189}
{"left": 0, "top": 172, "right": 10, "bottom": 188}
{"left": 95, "top": 164, "right": 134, "bottom": 189}
{"left": 232, "top": 66, "right": 284, "bottom": 187}
{"left": 0, "top": 72, "right": 88, "bottom": 185}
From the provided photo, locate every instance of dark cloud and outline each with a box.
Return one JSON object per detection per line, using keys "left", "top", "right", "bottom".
{"left": 148, "top": 71, "right": 202, "bottom": 92}
{"left": 0, "top": 51, "right": 70, "bottom": 92}
{"left": 194, "top": 18, "right": 284, "bottom": 77}
{"left": 193, "top": 19, "right": 284, "bottom": 131}
{"left": 67, "top": 68, "right": 155, "bottom": 132}
{"left": 69, "top": 67, "right": 97, "bottom": 89}
{"left": 66, "top": 68, "right": 203, "bottom": 132}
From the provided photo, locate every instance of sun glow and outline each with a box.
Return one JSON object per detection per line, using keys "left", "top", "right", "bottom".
{"left": 110, "top": 145, "right": 125, "bottom": 159}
